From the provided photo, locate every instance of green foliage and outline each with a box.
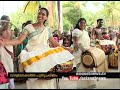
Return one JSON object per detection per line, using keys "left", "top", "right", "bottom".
{"left": 98, "top": 1, "right": 120, "bottom": 27}
{"left": 80, "top": 9, "right": 95, "bottom": 26}
{"left": 10, "top": 1, "right": 47, "bottom": 31}
{"left": 9, "top": 1, "right": 120, "bottom": 32}
{"left": 63, "top": 16, "right": 71, "bottom": 32}
{"left": 62, "top": 1, "right": 81, "bottom": 31}
{"left": 40, "top": 1, "right": 47, "bottom": 7}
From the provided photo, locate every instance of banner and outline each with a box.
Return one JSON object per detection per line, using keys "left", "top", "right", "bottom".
{"left": 8, "top": 72, "right": 120, "bottom": 80}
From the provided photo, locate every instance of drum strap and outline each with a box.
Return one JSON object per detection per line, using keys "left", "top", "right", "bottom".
{"left": 56, "top": 78, "right": 60, "bottom": 89}
{"left": 94, "top": 60, "right": 105, "bottom": 68}
{"left": 4, "top": 46, "right": 14, "bottom": 59}
{"left": 55, "top": 65, "right": 60, "bottom": 89}
{"left": 76, "top": 62, "right": 82, "bottom": 71}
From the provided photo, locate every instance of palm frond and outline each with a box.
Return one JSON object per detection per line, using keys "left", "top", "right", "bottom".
{"left": 23, "top": 1, "right": 40, "bottom": 13}
{"left": 23, "top": 1, "right": 30, "bottom": 13}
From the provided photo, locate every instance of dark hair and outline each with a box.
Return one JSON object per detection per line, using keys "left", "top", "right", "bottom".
{"left": 40, "top": 8, "right": 49, "bottom": 17}
{"left": 0, "top": 15, "right": 10, "bottom": 31}
{"left": 22, "top": 23, "right": 26, "bottom": 29}
{"left": 97, "top": 19, "right": 103, "bottom": 23}
{"left": 38, "top": 7, "right": 49, "bottom": 25}
{"left": 1, "top": 15, "right": 9, "bottom": 20}
{"left": 74, "top": 18, "right": 86, "bottom": 29}
{"left": 26, "top": 20, "right": 32, "bottom": 25}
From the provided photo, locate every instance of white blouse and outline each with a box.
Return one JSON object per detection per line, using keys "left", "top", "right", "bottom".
{"left": 72, "top": 29, "right": 90, "bottom": 50}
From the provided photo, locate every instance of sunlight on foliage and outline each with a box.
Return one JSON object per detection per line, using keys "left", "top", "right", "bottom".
{"left": 9, "top": 1, "right": 120, "bottom": 32}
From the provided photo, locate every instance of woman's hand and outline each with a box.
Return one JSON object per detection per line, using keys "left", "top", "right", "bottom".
{"left": 67, "top": 47, "right": 74, "bottom": 54}
{"left": 62, "top": 46, "right": 74, "bottom": 54}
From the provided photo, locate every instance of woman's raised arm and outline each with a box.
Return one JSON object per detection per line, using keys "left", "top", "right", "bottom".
{"left": 3, "top": 33, "right": 28, "bottom": 46}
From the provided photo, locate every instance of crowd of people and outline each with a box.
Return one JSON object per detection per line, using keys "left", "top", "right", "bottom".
{"left": 0, "top": 7, "right": 120, "bottom": 89}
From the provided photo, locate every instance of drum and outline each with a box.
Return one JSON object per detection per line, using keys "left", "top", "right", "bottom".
{"left": 17, "top": 58, "right": 73, "bottom": 80}
{"left": 96, "top": 40, "right": 115, "bottom": 55}
{"left": 95, "top": 44, "right": 102, "bottom": 49}
{"left": 101, "top": 45, "right": 114, "bottom": 55}
{"left": 108, "top": 49, "right": 118, "bottom": 68}
{"left": 81, "top": 47, "right": 106, "bottom": 68}
{"left": 98, "top": 40, "right": 115, "bottom": 45}
{"left": 48, "top": 60, "right": 73, "bottom": 73}
{"left": 18, "top": 57, "right": 73, "bottom": 76}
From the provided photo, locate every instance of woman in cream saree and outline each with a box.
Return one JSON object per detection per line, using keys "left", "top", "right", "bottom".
{"left": 0, "top": 8, "right": 74, "bottom": 89}
{"left": 20, "top": 24, "right": 74, "bottom": 89}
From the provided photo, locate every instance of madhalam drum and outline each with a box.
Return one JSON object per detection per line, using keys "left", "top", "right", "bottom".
{"left": 81, "top": 47, "right": 106, "bottom": 68}
{"left": 108, "top": 49, "right": 118, "bottom": 68}
{"left": 48, "top": 60, "right": 73, "bottom": 73}
{"left": 96, "top": 40, "right": 115, "bottom": 55}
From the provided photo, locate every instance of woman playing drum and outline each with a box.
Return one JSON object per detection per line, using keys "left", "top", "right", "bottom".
{"left": 72, "top": 18, "right": 96, "bottom": 89}
{"left": 0, "top": 7, "right": 74, "bottom": 89}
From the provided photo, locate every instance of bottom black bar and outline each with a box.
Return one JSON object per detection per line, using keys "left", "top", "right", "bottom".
{"left": 8, "top": 72, "right": 120, "bottom": 78}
